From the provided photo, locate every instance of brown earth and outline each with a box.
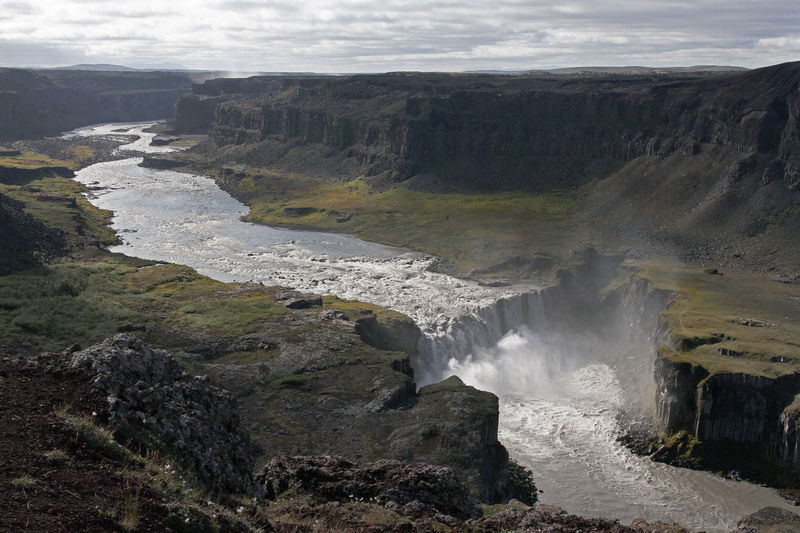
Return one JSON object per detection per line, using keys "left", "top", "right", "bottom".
{"left": 0, "top": 356, "right": 173, "bottom": 533}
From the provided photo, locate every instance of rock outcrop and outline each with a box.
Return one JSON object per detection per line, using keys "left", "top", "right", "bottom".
{"left": 654, "top": 347, "right": 800, "bottom": 469}
{"left": 387, "top": 376, "right": 512, "bottom": 503}
{"left": 0, "top": 191, "right": 67, "bottom": 273}
{"left": 735, "top": 506, "right": 800, "bottom": 532}
{"left": 68, "top": 334, "right": 261, "bottom": 496}
{"left": 258, "top": 455, "right": 482, "bottom": 520}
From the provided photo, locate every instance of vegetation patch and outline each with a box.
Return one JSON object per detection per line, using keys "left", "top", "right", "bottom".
{"left": 11, "top": 474, "right": 38, "bottom": 491}
{"left": 222, "top": 171, "right": 579, "bottom": 274}
{"left": 1, "top": 172, "right": 119, "bottom": 247}
{"left": 0, "top": 150, "right": 72, "bottom": 170}
{"left": 175, "top": 295, "right": 287, "bottom": 336}
{"left": 0, "top": 145, "right": 99, "bottom": 171}
{"left": 632, "top": 259, "right": 800, "bottom": 379}
{"left": 322, "top": 294, "right": 413, "bottom": 325}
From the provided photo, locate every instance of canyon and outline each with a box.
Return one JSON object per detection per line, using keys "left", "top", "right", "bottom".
{"left": 2, "top": 63, "right": 800, "bottom": 531}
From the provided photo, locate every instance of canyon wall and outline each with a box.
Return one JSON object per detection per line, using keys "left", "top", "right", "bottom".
{"left": 175, "top": 64, "right": 800, "bottom": 193}
{"left": 654, "top": 331, "right": 800, "bottom": 468}
{"left": 0, "top": 68, "right": 193, "bottom": 141}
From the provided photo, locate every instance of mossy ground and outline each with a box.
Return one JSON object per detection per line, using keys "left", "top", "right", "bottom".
{"left": 221, "top": 169, "right": 580, "bottom": 275}
{"left": 0, "top": 146, "right": 96, "bottom": 170}
{"left": 321, "top": 294, "right": 414, "bottom": 325}
{"left": 0, "top": 170, "right": 341, "bottom": 358}
{"left": 1, "top": 172, "right": 119, "bottom": 247}
{"left": 633, "top": 258, "right": 800, "bottom": 379}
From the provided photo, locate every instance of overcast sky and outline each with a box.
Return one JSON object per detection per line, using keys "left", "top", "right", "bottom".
{"left": 1, "top": 0, "right": 798, "bottom": 72}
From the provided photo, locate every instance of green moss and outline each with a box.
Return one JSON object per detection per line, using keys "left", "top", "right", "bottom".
{"left": 0, "top": 146, "right": 96, "bottom": 170}
{"left": 1, "top": 173, "right": 119, "bottom": 246}
{"left": 0, "top": 258, "right": 289, "bottom": 353}
{"left": 272, "top": 374, "right": 311, "bottom": 389}
{"left": 175, "top": 295, "right": 287, "bottom": 336}
{"left": 633, "top": 258, "right": 800, "bottom": 379}
{"left": 322, "top": 295, "right": 412, "bottom": 325}
{"left": 211, "top": 349, "right": 279, "bottom": 365}
{"left": 227, "top": 173, "right": 579, "bottom": 274}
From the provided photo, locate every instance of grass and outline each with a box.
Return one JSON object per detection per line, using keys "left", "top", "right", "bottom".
{"left": 11, "top": 475, "right": 38, "bottom": 491}
{"left": 322, "top": 294, "right": 414, "bottom": 325}
{"left": 119, "top": 479, "right": 142, "bottom": 532}
{"left": 175, "top": 295, "right": 287, "bottom": 336}
{"left": 0, "top": 146, "right": 96, "bottom": 170}
{"left": 57, "top": 410, "right": 143, "bottom": 464}
{"left": 224, "top": 171, "right": 579, "bottom": 274}
{"left": 0, "top": 255, "right": 294, "bottom": 354}
{"left": 1, "top": 172, "right": 119, "bottom": 247}
{"left": 43, "top": 449, "right": 70, "bottom": 464}
{"left": 53, "top": 407, "right": 269, "bottom": 533}
{"left": 632, "top": 258, "right": 800, "bottom": 379}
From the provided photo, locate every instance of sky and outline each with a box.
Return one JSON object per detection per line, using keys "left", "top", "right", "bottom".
{"left": 0, "top": 0, "right": 798, "bottom": 72}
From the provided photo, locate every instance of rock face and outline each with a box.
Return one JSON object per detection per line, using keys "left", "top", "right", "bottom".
{"left": 354, "top": 314, "right": 421, "bottom": 356}
{"left": 775, "top": 407, "right": 800, "bottom": 467}
{"left": 68, "top": 334, "right": 261, "bottom": 496}
{"left": 735, "top": 506, "right": 800, "bottom": 532}
{"left": 257, "top": 455, "right": 482, "bottom": 520}
{"left": 654, "top": 348, "right": 800, "bottom": 468}
{"left": 0, "top": 191, "right": 67, "bottom": 273}
{"left": 387, "top": 376, "right": 511, "bottom": 503}
{"left": 0, "top": 68, "right": 192, "bottom": 141}
{"left": 169, "top": 64, "right": 800, "bottom": 268}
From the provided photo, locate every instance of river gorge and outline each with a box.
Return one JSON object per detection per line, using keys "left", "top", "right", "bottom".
{"left": 71, "top": 122, "right": 795, "bottom": 531}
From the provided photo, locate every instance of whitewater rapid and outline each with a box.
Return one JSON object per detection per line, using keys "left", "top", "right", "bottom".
{"left": 70, "top": 123, "right": 795, "bottom": 531}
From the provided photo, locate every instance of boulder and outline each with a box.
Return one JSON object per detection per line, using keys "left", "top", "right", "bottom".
{"left": 257, "top": 455, "right": 482, "bottom": 520}
{"left": 69, "top": 334, "right": 261, "bottom": 497}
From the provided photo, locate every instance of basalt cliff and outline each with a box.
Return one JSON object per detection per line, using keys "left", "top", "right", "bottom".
{"left": 179, "top": 64, "right": 800, "bottom": 192}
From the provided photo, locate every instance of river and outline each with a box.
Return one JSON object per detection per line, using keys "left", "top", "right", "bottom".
{"left": 70, "top": 122, "right": 796, "bottom": 531}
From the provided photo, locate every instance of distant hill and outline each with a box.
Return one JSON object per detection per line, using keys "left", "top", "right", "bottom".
{"left": 540, "top": 65, "right": 749, "bottom": 75}
{"left": 57, "top": 64, "right": 139, "bottom": 72}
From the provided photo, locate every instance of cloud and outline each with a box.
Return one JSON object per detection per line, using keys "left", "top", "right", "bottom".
{"left": 1, "top": 0, "right": 799, "bottom": 71}
{"left": 0, "top": 39, "right": 84, "bottom": 67}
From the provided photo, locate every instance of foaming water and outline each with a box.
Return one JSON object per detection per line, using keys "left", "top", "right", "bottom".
{"left": 71, "top": 123, "right": 796, "bottom": 531}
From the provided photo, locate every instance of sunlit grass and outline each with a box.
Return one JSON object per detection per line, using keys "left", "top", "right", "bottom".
{"left": 0, "top": 259, "right": 288, "bottom": 353}
{"left": 0, "top": 146, "right": 96, "bottom": 170}
{"left": 228, "top": 172, "right": 578, "bottom": 273}
{"left": 631, "top": 258, "right": 800, "bottom": 378}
